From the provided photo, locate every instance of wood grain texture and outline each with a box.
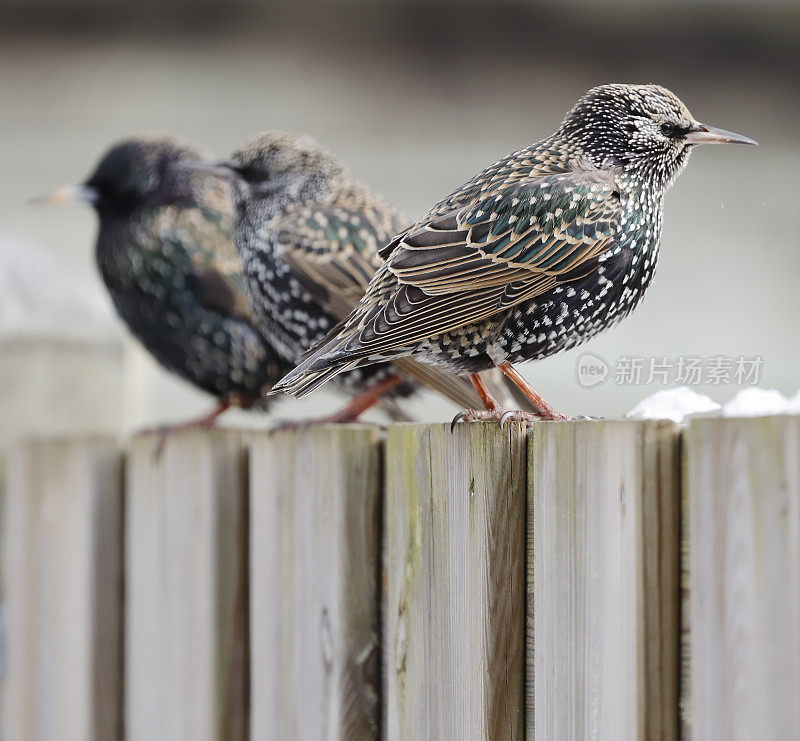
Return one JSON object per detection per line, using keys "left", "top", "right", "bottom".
{"left": 2, "top": 437, "right": 123, "bottom": 741}
{"left": 125, "top": 430, "right": 249, "bottom": 741}
{"left": 527, "top": 420, "right": 680, "bottom": 740}
{"left": 685, "top": 416, "right": 800, "bottom": 741}
{"left": 383, "top": 422, "right": 526, "bottom": 740}
{"left": 249, "top": 425, "right": 382, "bottom": 741}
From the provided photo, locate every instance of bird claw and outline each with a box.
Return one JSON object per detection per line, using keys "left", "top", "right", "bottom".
{"left": 131, "top": 424, "right": 175, "bottom": 462}
{"left": 450, "top": 410, "right": 472, "bottom": 433}
{"left": 450, "top": 408, "right": 547, "bottom": 432}
{"left": 499, "top": 410, "right": 518, "bottom": 430}
{"left": 151, "top": 428, "right": 170, "bottom": 462}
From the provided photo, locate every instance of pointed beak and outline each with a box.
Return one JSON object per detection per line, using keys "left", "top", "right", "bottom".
{"left": 175, "top": 159, "right": 238, "bottom": 181}
{"left": 684, "top": 124, "right": 757, "bottom": 146}
{"left": 28, "top": 184, "right": 98, "bottom": 206}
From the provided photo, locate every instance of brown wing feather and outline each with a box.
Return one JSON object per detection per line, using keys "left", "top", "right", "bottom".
{"left": 332, "top": 170, "right": 621, "bottom": 358}
{"left": 273, "top": 196, "right": 487, "bottom": 409}
{"left": 274, "top": 199, "right": 402, "bottom": 321}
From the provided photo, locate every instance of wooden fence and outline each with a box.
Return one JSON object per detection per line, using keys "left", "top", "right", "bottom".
{"left": 1, "top": 418, "right": 798, "bottom": 740}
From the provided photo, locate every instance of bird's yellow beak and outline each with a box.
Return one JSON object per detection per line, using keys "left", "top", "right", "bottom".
{"left": 684, "top": 124, "right": 757, "bottom": 146}
{"left": 28, "top": 184, "right": 99, "bottom": 206}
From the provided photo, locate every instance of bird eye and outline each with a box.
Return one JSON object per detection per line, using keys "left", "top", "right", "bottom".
{"left": 233, "top": 163, "right": 268, "bottom": 182}
{"left": 660, "top": 122, "right": 677, "bottom": 137}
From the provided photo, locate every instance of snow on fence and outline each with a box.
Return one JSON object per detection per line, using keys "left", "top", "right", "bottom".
{"left": 1, "top": 418, "right": 798, "bottom": 740}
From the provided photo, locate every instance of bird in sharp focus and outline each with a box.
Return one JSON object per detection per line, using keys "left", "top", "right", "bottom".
{"left": 34, "top": 137, "right": 293, "bottom": 445}
{"left": 269, "top": 84, "right": 757, "bottom": 425}
{"left": 182, "top": 132, "right": 520, "bottom": 424}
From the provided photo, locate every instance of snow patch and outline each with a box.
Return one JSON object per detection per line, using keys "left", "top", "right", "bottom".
{"left": 628, "top": 387, "right": 800, "bottom": 422}
{"left": 722, "top": 387, "right": 792, "bottom": 417}
{"left": 786, "top": 390, "right": 800, "bottom": 414}
{"left": 627, "top": 386, "right": 721, "bottom": 424}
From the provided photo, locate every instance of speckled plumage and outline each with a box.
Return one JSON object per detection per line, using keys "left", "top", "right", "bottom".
{"left": 80, "top": 138, "right": 290, "bottom": 410}
{"left": 271, "top": 84, "right": 755, "bottom": 401}
{"left": 221, "top": 132, "right": 487, "bottom": 411}
{"left": 230, "top": 134, "right": 404, "bottom": 364}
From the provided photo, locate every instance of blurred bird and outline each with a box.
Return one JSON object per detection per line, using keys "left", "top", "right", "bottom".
{"left": 269, "top": 84, "right": 756, "bottom": 425}
{"left": 33, "top": 137, "right": 294, "bottom": 442}
{"left": 182, "top": 132, "right": 518, "bottom": 422}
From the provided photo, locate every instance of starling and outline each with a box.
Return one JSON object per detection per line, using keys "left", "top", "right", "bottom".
{"left": 270, "top": 84, "right": 756, "bottom": 424}
{"left": 34, "top": 137, "right": 293, "bottom": 437}
{"left": 183, "top": 132, "right": 504, "bottom": 421}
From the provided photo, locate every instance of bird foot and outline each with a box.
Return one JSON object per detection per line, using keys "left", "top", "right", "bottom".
{"left": 136, "top": 401, "right": 231, "bottom": 461}
{"left": 140, "top": 420, "right": 216, "bottom": 461}
{"left": 450, "top": 408, "right": 547, "bottom": 432}
{"left": 268, "top": 413, "right": 379, "bottom": 433}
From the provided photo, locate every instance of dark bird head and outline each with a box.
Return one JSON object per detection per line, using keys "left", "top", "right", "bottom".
{"left": 559, "top": 84, "right": 756, "bottom": 189}
{"left": 181, "top": 132, "right": 347, "bottom": 222}
{"left": 32, "top": 137, "right": 202, "bottom": 217}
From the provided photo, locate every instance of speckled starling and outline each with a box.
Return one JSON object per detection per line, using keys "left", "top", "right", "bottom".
{"left": 270, "top": 84, "right": 756, "bottom": 424}
{"left": 34, "top": 137, "right": 293, "bottom": 435}
{"left": 183, "top": 132, "right": 501, "bottom": 421}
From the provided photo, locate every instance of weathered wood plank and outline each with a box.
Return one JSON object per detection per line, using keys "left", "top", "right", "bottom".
{"left": 685, "top": 416, "right": 800, "bottom": 740}
{"left": 125, "top": 430, "right": 249, "bottom": 741}
{"left": 249, "top": 425, "right": 382, "bottom": 741}
{"left": 527, "top": 420, "right": 681, "bottom": 740}
{"left": 383, "top": 422, "right": 526, "bottom": 740}
{"left": 2, "top": 437, "right": 123, "bottom": 741}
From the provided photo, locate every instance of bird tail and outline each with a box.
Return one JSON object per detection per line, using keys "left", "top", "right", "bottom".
{"left": 270, "top": 329, "right": 485, "bottom": 410}
{"left": 267, "top": 326, "right": 359, "bottom": 397}
{"left": 270, "top": 356, "right": 356, "bottom": 399}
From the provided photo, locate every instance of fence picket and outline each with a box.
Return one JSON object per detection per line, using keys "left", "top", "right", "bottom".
{"left": 382, "top": 422, "right": 527, "bottom": 740}
{"left": 527, "top": 419, "right": 681, "bottom": 740}
{"left": 125, "top": 430, "right": 249, "bottom": 741}
{"left": 685, "top": 416, "right": 800, "bottom": 740}
{"left": 2, "top": 437, "right": 123, "bottom": 741}
{"left": 249, "top": 426, "right": 382, "bottom": 740}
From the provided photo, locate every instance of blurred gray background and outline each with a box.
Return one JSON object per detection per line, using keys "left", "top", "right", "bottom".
{"left": 1, "top": 0, "right": 798, "bottom": 434}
